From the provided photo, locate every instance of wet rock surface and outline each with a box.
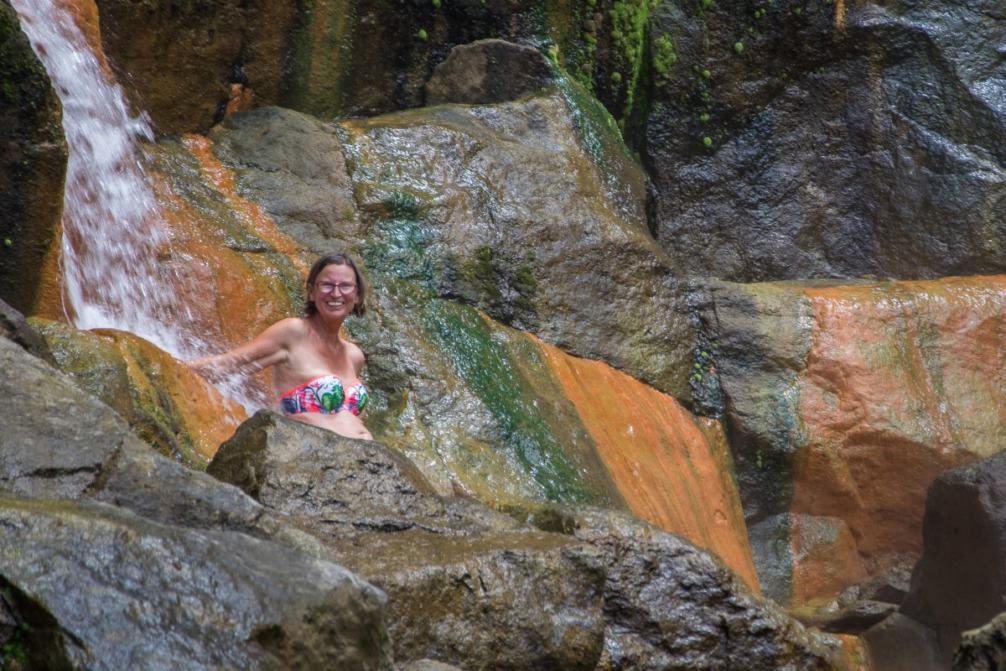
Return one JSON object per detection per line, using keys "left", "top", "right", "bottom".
{"left": 340, "top": 90, "right": 691, "bottom": 399}
{"left": 518, "top": 505, "right": 842, "bottom": 671}
{"left": 209, "top": 411, "right": 608, "bottom": 670}
{"left": 0, "top": 0, "right": 66, "bottom": 314}
{"left": 0, "top": 497, "right": 390, "bottom": 671}
{"left": 700, "top": 276, "right": 1006, "bottom": 603}
{"left": 425, "top": 39, "right": 554, "bottom": 105}
{"left": 644, "top": 0, "right": 1006, "bottom": 281}
{"left": 210, "top": 107, "right": 363, "bottom": 256}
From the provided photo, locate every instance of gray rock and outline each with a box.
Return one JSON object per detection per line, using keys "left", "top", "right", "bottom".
{"left": 520, "top": 505, "right": 842, "bottom": 671}
{"left": 902, "top": 451, "right": 1006, "bottom": 664}
{"left": 207, "top": 410, "right": 519, "bottom": 537}
{"left": 954, "top": 611, "right": 1006, "bottom": 671}
{"left": 425, "top": 39, "right": 554, "bottom": 106}
{"left": 800, "top": 600, "right": 898, "bottom": 635}
{"left": 644, "top": 0, "right": 1006, "bottom": 281}
{"left": 0, "top": 297, "right": 54, "bottom": 363}
{"left": 0, "top": 0, "right": 67, "bottom": 314}
{"left": 0, "top": 497, "right": 391, "bottom": 671}
{"left": 209, "top": 411, "right": 607, "bottom": 671}
{"left": 211, "top": 106, "right": 362, "bottom": 256}
{"left": 398, "top": 660, "right": 464, "bottom": 671}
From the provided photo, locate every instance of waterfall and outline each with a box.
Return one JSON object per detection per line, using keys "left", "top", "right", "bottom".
{"left": 10, "top": 0, "right": 198, "bottom": 357}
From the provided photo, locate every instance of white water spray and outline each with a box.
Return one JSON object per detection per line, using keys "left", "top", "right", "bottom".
{"left": 10, "top": 0, "right": 198, "bottom": 357}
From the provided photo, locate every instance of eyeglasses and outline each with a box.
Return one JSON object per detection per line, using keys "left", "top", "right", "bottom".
{"left": 316, "top": 282, "right": 356, "bottom": 295}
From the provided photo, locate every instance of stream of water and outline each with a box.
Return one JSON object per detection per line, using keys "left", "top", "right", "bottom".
{"left": 10, "top": 0, "right": 198, "bottom": 357}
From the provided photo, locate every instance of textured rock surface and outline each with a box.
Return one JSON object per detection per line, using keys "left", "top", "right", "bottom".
{"left": 0, "top": 297, "right": 53, "bottom": 363}
{"left": 644, "top": 0, "right": 1006, "bottom": 281}
{"left": 901, "top": 451, "right": 1006, "bottom": 665}
{"left": 701, "top": 276, "right": 1006, "bottom": 603}
{"left": 425, "top": 39, "right": 554, "bottom": 105}
{"left": 34, "top": 320, "right": 246, "bottom": 466}
{"left": 210, "top": 107, "right": 362, "bottom": 257}
{"left": 520, "top": 506, "right": 844, "bottom": 671}
{"left": 339, "top": 90, "right": 690, "bottom": 399}
{"left": 954, "top": 611, "right": 1006, "bottom": 671}
{"left": 93, "top": 0, "right": 297, "bottom": 133}
{"left": 0, "top": 497, "right": 390, "bottom": 671}
{"left": 0, "top": 0, "right": 66, "bottom": 314}
{"left": 210, "top": 411, "right": 608, "bottom": 671}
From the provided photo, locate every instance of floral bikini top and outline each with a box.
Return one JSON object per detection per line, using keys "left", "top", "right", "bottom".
{"left": 279, "top": 374, "right": 369, "bottom": 417}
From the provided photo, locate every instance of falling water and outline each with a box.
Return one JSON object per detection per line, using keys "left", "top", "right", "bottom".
{"left": 10, "top": 0, "right": 198, "bottom": 356}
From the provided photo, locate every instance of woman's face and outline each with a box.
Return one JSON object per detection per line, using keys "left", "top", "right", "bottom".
{"left": 308, "top": 263, "right": 358, "bottom": 320}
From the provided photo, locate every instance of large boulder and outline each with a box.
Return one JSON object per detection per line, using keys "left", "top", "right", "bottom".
{"left": 518, "top": 506, "right": 845, "bottom": 670}
{"left": 0, "top": 497, "right": 390, "bottom": 671}
{"left": 337, "top": 90, "right": 690, "bottom": 399}
{"left": 901, "top": 451, "right": 1006, "bottom": 665}
{"left": 643, "top": 0, "right": 1006, "bottom": 281}
{"left": 208, "top": 412, "right": 845, "bottom": 670}
{"left": 697, "top": 275, "right": 1006, "bottom": 604}
{"left": 0, "top": 0, "right": 66, "bottom": 314}
{"left": 209, "top": 412, "right": 608, "bottom": 670}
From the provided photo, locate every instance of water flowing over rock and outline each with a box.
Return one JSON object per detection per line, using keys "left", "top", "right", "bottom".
{"left": 699, "top": 275, "right": 1006, "bottom": 605}
{"left": 0, "top": 0, "right": 66, "bottom": 315}
{"left": 644, "top": 0, "right": 1006, "bottom": 281}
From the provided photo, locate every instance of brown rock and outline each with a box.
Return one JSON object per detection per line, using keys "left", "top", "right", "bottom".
{"left": 0, "top": 0, "right": 67, "bottom": 314}
{"left": 425, "top": 39, "right": 554, "bottom": 106}
{"left": 93, "top": 0, "right": 297, "bottom": 133}
{"left": 863, "top": 613, "right": 942, "bottom": 671}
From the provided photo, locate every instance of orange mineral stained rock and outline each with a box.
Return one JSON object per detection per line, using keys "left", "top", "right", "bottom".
{"left": 539, "top": 339, "right": 760, "bottom": 591}
{"left": 794, "top": 276, "right": 1006, "bottom": 576}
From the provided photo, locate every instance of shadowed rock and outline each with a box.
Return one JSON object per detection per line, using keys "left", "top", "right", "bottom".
{"left": 0, "top": 297, "right": 53, "bottom": 363}
{"left": 644, "top": 0, "right": 1006, "bottom": 281}
{"left": 902, "top": 451, "right": 1006, "bottom": 665}
{"left": 0, "top": 0, "right": 66, "bottom": 314}
{"left": 863, "top": 613, "right": 943, "bottom": 671}
{"left": 425, "top": 39, "right": 554, "bottom": 105}
{"left": 0, "top": 497, "right": 390, "bottom": 671}
{"left": 954, "top": 611, "right": 1006, "bottom": 671}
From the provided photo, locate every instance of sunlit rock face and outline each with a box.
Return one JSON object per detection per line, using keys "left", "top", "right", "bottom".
{"left": 92, "top": 0, "right": 296, "bottom": 133}
{"left": 338, "top": 90, "right": 692, "bottom": 399}
{"left": 643, "top": 0, "right": 1006, "bottom": 281}
{"left": 0, "top": 0, "right": 66, "bottom": 315}
{"left": 703, "top": 275, "right": 1006, "bottom": 605}
{"left": 32, "top": 320, "right": 246, "bottom": 466}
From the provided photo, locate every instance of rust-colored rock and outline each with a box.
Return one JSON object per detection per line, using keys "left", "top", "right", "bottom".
{"left": 538, "top": 338, "right": 759, "bottom": 591}
{"left": 33, "top": 320, "right": 246, "bottom": 464}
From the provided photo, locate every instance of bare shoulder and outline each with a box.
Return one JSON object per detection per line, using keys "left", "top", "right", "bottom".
{"left": 345, "top": 340, "right": 367, "bottom": 370}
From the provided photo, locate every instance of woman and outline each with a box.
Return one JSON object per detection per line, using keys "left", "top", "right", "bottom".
{"left": 189, "top": 253, "right": 373, "bottom": 440}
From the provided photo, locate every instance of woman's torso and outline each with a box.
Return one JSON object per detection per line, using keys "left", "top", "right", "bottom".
{"left": 272, "top": 319, "right": 370, "bottom": 439}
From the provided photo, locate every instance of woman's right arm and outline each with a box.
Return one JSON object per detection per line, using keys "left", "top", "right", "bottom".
{"left": 187, "top": 318, "right": 300, "bottom": 382}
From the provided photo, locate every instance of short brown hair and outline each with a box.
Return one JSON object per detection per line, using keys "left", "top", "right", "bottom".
{"left": 304, "top": 253, "right": 367, "bottom": 317}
